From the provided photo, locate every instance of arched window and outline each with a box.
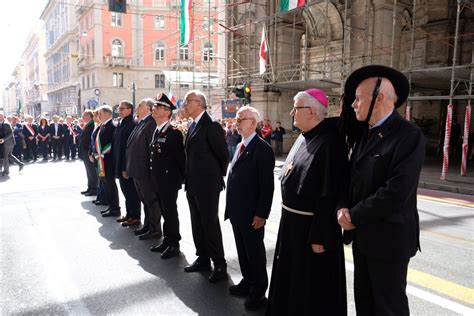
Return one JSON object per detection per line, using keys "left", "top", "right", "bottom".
{"left": 179, "top": 45, "right": 189, "bottom": 61}
{"left": 111, "top": 39, "right": 123, "bottom": 57}
{"left": 203, "top": 42, "right": 213, "bottom": 61}
{"left": 155, "top": 42, "right": 165, "bottom": 61}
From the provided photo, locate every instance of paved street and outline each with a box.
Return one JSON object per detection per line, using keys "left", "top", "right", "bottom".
{"left": 1, "top": 160, "right": 473, "bottom": 315}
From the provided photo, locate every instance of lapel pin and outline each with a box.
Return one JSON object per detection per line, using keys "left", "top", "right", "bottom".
{"left": 378, "top": 132, "right": 383, "bottom": 138}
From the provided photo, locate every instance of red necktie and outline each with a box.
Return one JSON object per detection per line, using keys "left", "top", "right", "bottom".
{"left": 238, "top": 144, "right": 246, "bottom": 157}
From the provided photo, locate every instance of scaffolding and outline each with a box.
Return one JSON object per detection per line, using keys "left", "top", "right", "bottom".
{"left": 225, "top": 0, "right": 473, "bottom": 178}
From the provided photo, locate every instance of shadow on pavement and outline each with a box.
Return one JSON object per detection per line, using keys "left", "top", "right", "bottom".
{"left": 74, "top": 200, "right": 268, "bottom": 315}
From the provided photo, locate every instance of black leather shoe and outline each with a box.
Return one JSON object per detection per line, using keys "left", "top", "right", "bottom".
{"left": 138, "top": 231, "right": 162, "bottom": 240}
{"left": 102, "top": 210, "right": 120, "bottom": 217}
{"left": 81, "top": 190, "right": 89, "bottom": 194}
{"left": 244, "top": 294, "right": 267, "bottom": 310}
{"left": 184, "top": 258, "right": 211, "bottom": 273}
{"left": 100, "top": 207, "right": 111, "bottom": 214}
{"left": 229, "top": 281, "right": 250, "bottom": 297}
{"left": 150, "top": 243, "right": 168, "bottom": 253}
{"left": 209, "top": 266, "right": 228, "bottom": 283}
{"left": 161, "top": 246, "right": 180, "bottom": 259}
{"left": 134, "top": 227, "right": 149, "bottom": 235}
{"left": 84, "top": 191, "right": 97, "bottom": 196}
{"left": 19, "top": 164, "right": 24, "bottom": 171}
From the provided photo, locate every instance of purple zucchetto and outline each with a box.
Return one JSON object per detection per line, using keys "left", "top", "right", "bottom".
{"left": 304, "top": 88, "right": 329, "bottom": 108}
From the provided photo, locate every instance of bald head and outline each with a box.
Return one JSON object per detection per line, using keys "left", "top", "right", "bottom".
{"left": 352, "top": 77, "right": 398, "bottom": 125}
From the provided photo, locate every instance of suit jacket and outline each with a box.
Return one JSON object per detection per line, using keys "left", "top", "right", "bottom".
{"left": 22, "top": 123, "right": 38, "bottom": 138}
{"left": 150, "top": 122, "right": 186, "bottom": 192}
{"left": 225, "top": 135, "right": 275, "bottom": 227}
{"left": 113, "top": 115, "right": 136, "bottom": 177}
{"left": 79, "top": 122, "right": 94, "bottom": 160}
{"left": 0, "top": 121, "right": 15, "bottom": 148}
{"left": 126, "top": 115, "right": 156, "bottom": 180}
{"left": 342, "top": 111, "right": 425, "bottom": 260}
{"left": 50, "top": 123, "right": 65, "bottom": 138}
{"left": 184, "top": 111, "right": 229, "bottom": 195}
{"left": 96, "top": 120, "right": 116, "bottom": 177}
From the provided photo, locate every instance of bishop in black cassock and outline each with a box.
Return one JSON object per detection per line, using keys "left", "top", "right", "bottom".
{"left": 267, "top": 89, "right": 347, "bottom": 316}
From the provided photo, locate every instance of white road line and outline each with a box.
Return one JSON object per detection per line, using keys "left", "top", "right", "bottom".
{"left": 345, "top": 262, "right": 474, "bottom": 316}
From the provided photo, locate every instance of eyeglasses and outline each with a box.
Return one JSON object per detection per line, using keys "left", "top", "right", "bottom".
{"left": 290, "top": 106, "right": 311, "bottom": 113}
{"left": 183, "top": 99, "right": 200, "bottom": 106}
{"left": 235, "top": 117, "right": 254, "bottom": 123}
{"left": 117, "top": 107, "right": 129, "bottom": 111}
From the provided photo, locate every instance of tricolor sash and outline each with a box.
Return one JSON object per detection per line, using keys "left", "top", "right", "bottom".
{"left": 24, "top": 123, "right": 35, "bottom": 136}
{"left": 94, "top": 131, "right": 112, "bottom": 177}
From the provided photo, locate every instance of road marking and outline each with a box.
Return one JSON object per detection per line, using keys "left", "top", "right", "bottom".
{"left": 421, "top": 229, "right": 474, "bottom": 246}
{"left": 344, "top": 248, "right": 474, "bottom": 307}
{"left": 346, "top": 262, "right": 474, "bottom": 315}
{"left": 418, "top": 194, "right": 474, "bottom": 208}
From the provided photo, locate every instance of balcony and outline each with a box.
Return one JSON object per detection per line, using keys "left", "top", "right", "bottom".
{"left": 104, "top": 56, "right": 132, "bottom": 68}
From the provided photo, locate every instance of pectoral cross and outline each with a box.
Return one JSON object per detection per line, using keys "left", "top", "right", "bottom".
{"left": 285, "top": 161, "right": 294, "bottom": 176}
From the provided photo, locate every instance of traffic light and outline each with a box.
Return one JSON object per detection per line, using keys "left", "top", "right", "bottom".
{"left": 244, "top": 85, "right": 251, "bottom": 104}
{"left": 109, "top": 0, "right": 126, "bottom": 13}
{"left": 233, "top": 86, "right": 245, "bottom": 98}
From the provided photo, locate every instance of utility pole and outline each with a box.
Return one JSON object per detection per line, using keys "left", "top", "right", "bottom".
{"left": 132, "top": 82, "right": 136, "bottom": 106}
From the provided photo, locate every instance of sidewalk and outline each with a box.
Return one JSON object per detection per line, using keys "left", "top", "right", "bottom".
{"left": 275, "top": 156, "right": 474, "bottom": 196}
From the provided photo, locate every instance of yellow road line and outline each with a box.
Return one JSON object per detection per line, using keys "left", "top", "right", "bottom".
{"left": 418, "top": 194, "right": 474, "bottom": 208}
{"left": 343, "top": 247, "right": 474, "bottom": 305}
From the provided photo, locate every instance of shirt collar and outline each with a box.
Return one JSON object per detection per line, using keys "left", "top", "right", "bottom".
{"left": 241, "top": 132, "right": 257, "bottom": 147}
{"left": 192, "top": 110, "right": 205, "bottom": 125}
{"left": 370, "top": 110, "right": 393, "bottom": 129}
{"left": 157, "top": 120, "right": 169, "bottom": 132}
{"left": 101, "top": 118, "right": 112, "bottom": 126}
{"left": 139, "top": 114, "right": 151, "bottom": 122}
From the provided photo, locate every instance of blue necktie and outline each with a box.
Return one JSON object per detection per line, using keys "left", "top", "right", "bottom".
{"left": 188, "top": 121, "right": 196, "bottom": 137}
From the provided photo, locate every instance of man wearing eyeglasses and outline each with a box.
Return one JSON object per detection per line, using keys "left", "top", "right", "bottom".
{"left": 113, "top": 101, "right": 141, "bottom": 227}
{"left": 267, "top": 89, "right": 348, "bottom": 315}
{"left": 225, "top": 106, "right": 275, "bottom": 310}
{"left": 182, "top": 90, "right": 229, "bottom": 283}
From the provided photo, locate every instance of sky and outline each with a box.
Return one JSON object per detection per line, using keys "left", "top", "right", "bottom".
{"left": 0, "top": 0, "right": 49, "bottom": 87}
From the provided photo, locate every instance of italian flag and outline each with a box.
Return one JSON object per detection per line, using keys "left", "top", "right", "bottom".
{"left": 280, "top": 0, "right": 306, "bottom": 12}
{"left": 180, "top": 0, "right": 193, "bottom": 46}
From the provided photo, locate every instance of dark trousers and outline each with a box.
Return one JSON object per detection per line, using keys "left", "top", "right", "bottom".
{"left": 353, "top": 242, "right": 410, "bottom": 316}
{"left": 8, "top": 152, "right": 24, "bottom": 166}
{"left": 83, "top": 158, "right": 98, "bottom": 193}
{"left": 232, "top": 223, "right": 268, "bottom": 295}
{"left": 38, "top": 140, "right": 49, "bottom": 159}
{"left": 275, "top": 140, "right": 283, "bottom": 157}
{"left": 63, "top": 137, "right": 76, "bottom": 159}
{"left": 118, "top": 176, "right": 141, "bottom": 219}
{"left": 51, "top": 138, "right": 62, "bottom": 158}
{"left": 100, "top": 174, "right": 120, "bottom": 211}
{"left": 24, "top": 139, "right": 37, "bottom": 161}
{"left": 186, "top": 191, "right": 225, "bottom": 267}
{"left": 13, "top": 142, "right": 22, "bottom": 160}
{"left": 157, "top": 189, "right": 181, "bottom": 247}
{"left": 96, "top": 178, "right": 109, "bottom": 204}
{"left": 134, "top": 178, "right": 162, "bottom": 235}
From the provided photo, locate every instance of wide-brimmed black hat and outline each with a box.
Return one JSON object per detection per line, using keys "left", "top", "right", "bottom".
{"left": 344, "top": 65, "right": 409, "bottom": 108}
{"left": 154, "top": 93, "right": 176, "bottom": 111}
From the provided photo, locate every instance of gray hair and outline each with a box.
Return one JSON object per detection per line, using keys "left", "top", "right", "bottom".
{"left": 140, "top": 98, "right": 155, "bottom": 111}
{"left": 97, "top": 105, "right": 113, "bottom": 114}
{"left": 294, "top": 91, "right": 328, "bottom": 119}
{"left": 185, "top": 90, "right": 208, "bottom": 108}
{"left": 237, "top": 106, "right": 260, "bottom": 122}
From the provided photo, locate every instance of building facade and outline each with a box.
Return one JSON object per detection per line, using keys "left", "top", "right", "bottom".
{"left": 75, "top": 0, "right": 222, "bottom": 113}
{"left": 41, "top": 0, "right": 80, "bottom": 117}
{"left": 21, "top": 30, "right": 49, "bottom": 118}
{"left": 226, "top": 0, "right": 473, "bottom": 157}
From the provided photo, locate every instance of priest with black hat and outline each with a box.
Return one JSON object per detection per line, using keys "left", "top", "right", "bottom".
{"left": 148, "top": 93, "right": 186, "bottom": 259}
{"left": 337, "top": 65, "right": 425, "bottom": 316}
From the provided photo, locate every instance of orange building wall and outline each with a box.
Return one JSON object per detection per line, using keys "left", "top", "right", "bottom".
{"left": 101, "top": 9, "right": 133, "bottom": 58}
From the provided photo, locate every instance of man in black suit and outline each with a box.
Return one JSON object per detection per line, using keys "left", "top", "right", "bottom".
{"left": 225, "top": 106, "right": 275, "bottom": 309}
{"left": 22, "top": 116, "right": 38, "bottom": 162}
{"left": 126, "top": 98, "right": 162, "bottom": 239}
{"left": 337, "top": 65, "right": 425, "bottom": 316}
{"left": 0, "top": 112, "right": 15, "bottom": 176}
{"left": 149, "top": 94, "right": 186, "bottom": 259}
{"left": 114, "top": 101, "right": 141, "bottom": 227}
{"left": 64, "top": 115, "right": 79, "bottom": 160}
{"left": 50, "top": 115, "right": 64, "bottom": 160}
{"left": 96, "top": 105, "right": 121, "bottom": 217}
{"left": 79, "top": 110, "right": 97, "bottom": 196}
{"left": 183, "top": 90, "right": 229, "bottom": 283}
